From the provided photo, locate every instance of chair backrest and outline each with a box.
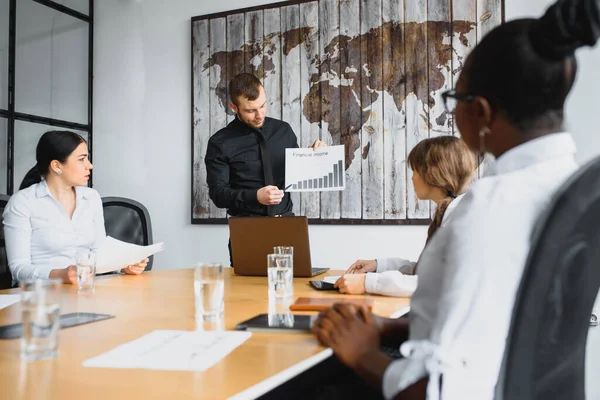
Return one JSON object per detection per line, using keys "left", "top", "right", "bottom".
{"left": 101, "top": 197, "right": 154, "bottom": 270}
{"left": 0, "top": 194, "right": 13, "bottom": 289}
{"left": 496, "top": 156, "right": 600, "bottom": 400}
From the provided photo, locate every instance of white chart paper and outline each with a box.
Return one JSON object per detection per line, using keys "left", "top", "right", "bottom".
{"left": 83, "top": 330, "right": 252, "bottom": 371}
{"left": 0, "top": 294, "right": 21, "bottom": 310}
{"left": 96, "top": 237, "right": 165, "bottom": 274}
{"left": 285, "top": 145, "right": 345, "bottom": 192}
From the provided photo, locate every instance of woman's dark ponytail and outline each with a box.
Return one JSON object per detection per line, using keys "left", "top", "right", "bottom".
{"left": 19, "top": 165, "right": 42, "bottom": 190}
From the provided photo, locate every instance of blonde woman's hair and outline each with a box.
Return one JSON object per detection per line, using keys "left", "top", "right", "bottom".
{"left": 408, "top": 136, "right": 477, "bottom": 241}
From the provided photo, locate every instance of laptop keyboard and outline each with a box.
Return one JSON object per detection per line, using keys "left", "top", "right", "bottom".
{"left": 311, "top": 267, "right": 329, "bottom": 276}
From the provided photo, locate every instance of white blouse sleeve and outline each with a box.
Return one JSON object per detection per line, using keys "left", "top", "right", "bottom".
{"left": 2, "top": 196, "right": 49, "bottom": 281}
{"left": 364, "top": 271, "right": 418, "bottom": 297}
{"left": 376, "top": 257, "right": 417, "bottom": 274}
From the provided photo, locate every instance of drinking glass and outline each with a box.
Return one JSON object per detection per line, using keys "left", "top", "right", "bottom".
{"left": 76, "top": 249, "right": 96, "bottom": 295}
{"left": 20, "top": 279, "right": 62, "bottom": 361}
{"left": 267, "top": 254, "right": 293, "bottom": 300}
{"left": 194, "top": 263, "right": 224, "bottom": 322}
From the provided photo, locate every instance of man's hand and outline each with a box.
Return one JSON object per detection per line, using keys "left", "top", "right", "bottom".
{"left": 312, "top": 304, "right": 381, "bottom": 369}
{"left": 335, "top": 274, "right": 367, "bottom": 294}
{"left": 309, "top": 139, "right": 327, "bottom": 150}
{"left": 257, "top": 185, "right": 284, "bottom": 205}
{"left": 346, "top": 259, "right": 377, "bottom": 274}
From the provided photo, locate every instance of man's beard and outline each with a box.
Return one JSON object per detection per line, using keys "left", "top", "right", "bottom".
{"left": 241, "top": 117, "right": 264, "bottom": 128}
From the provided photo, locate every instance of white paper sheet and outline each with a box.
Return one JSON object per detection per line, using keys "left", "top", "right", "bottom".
{"left": 83, "top": 330, "right": 252, "bottom": 371}
{"left": 96, "top": 237, "right": 165, "bottom": 274}
{"left": 285, "top": 145, "right": 346, "bottom": 192}
{"left": 0, "top": 294, "right": 21, "bottom": 310}
{"left": 322, "top": 275, "right": 341, "bottom": 285}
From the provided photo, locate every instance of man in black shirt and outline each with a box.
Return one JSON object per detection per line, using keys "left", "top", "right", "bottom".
{"left": 205, "top": 73, "right": 324, "bottom": 263}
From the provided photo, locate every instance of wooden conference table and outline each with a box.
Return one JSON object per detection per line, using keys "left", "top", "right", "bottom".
{"left": 0, "top": 268, "right": 410, "bottom": 399}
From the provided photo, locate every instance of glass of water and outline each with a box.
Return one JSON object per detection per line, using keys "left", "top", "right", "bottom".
{"left": 76, "top": 249, "right": 96, "bottom": 295}
{"left": 268, "top": 296, "right": 294, "bottom": 328}
{"left": 273, "top": 246, "right": 293, "bottom": 259}
{"left": 20, "top": 279, "right": 62, "bottom": 361}
{"left": 194, "top": 263, "right": 224, "bottom": 322}
{"left": 267, "top": 254, "right": 294, "bottom": 300}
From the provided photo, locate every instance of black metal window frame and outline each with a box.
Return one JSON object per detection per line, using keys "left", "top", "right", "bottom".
{"left": 2, "top": 0, "right": 94, "bottom": 194}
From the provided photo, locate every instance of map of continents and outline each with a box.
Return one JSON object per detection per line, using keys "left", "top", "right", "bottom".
{"left": 204, "top": 21, "right": 475, "bottom": 169}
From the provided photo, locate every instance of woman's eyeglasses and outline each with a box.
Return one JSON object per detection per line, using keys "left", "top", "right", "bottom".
{"left": 441, "top": 90, "right": 477, "bottom": 113}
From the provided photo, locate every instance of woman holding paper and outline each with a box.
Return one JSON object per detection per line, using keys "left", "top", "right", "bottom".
{"left": 3, "top": 130, "right": 147, "bottom": 285}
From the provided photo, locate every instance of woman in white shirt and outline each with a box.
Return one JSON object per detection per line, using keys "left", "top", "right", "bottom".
{"left": 3, "top": 130, "right": 147, "bottom": 284}
{"left": 335, "top": 136, "right": 477, "bottom": 297}
{"left": 311, "top": 0, "right": 600, "bottom": 399}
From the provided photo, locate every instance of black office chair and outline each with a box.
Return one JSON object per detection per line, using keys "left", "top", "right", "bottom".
{"left": 496, "top": 156, "right": 600, "bottom": 400}
{"left": 101, "top": 197, "right": 154, "bottom": 271}
{"left": 0, "top": 194, "right": 13, "bottom": 289}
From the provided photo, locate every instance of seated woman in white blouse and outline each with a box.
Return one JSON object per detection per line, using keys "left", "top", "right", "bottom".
{"left": 334, "top": 136, "right": 477, "bottom": 297}
{"left": 3, "top": 130, "right": 147, "bottom": 285}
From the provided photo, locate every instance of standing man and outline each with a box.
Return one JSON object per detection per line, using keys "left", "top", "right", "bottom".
{"left": 205, "top": 73, "right": 324, "bottom": 263}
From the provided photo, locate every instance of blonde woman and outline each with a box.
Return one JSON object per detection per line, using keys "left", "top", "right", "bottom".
{"left": 335, "top": 136, "right": 477, "bottom": 296}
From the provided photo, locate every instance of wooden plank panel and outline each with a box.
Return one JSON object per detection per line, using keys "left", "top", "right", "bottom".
{"left": 427, "top": 0, "right": 452, "bottom": 218}
{"left": 226, "top": 13, "right": 245, "bottom": 124}
{"left": 339, "top": 0, "right": 362, "bottom": 219}
{"left": 477, "top": 0, "right": 502, "bottom": 39}
{"left": 360, "top": 0, "right": 384, "bottom": 219}
{"left": 192, "top": 20, "right": 211, "bottom": 219}
{"left": 263, "top": 9, "right": 282, "bottom": 120}
{"left": 281, "top": 5, "right": 303, "bottom": 216}
{"left": 209, "top": 18, "right": 228, "bottom": 218}
{"left": 245, "top": 10, "right": 264, "bottom": 82}
{"left": 382, "top": 0, "right": 406, "bottom": 219}
{"left": 299, "top": 1, "right": 321, "bottom": 219}
{"left": 477, "top": 0, "right": 502, "bottom": 177}
{"left": 405, "top": 0, "right": 430, "bottom": 219}
{"left": 319, "top": 0, "right": 341, "bottom": 219}
{"left": 451, "top": 0, "right": 477, "bottom": 137}
{"left": 427, "top": 0, "right": 452, "bottom": 139}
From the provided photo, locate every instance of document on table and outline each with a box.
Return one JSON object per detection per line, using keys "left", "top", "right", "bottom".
{"left": 83, "top": 330, "right": 252, "bottom": 371}
{"left": 96, "top": 236, "right": 165, "bottom": 274}
{"left": 285, "top": 145, "right": 345, "bottom": 192}
{"left": 0, "top": 294, "right": 21, "bottom": 310}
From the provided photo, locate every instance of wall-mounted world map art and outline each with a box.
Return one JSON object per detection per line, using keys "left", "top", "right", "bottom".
{"left": 191, "top": 0, "right": 503, "bottom": 224}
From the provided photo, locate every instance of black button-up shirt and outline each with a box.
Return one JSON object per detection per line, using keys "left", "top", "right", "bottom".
{"left": 205, "top": 117, "right": 299, "bottom": 216}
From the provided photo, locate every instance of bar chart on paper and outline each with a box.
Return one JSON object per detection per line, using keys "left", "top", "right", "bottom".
{"left": 285, "top": 145, "right": 345, "bottom": 192}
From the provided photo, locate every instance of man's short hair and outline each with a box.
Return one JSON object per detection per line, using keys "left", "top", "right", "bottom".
{"left": 229, "top": 73, "right": 262, "bottom": 106}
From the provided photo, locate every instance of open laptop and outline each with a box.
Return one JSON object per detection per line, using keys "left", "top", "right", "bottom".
{"left": 228, "top": 216, "right": 329, "bottom": 277}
